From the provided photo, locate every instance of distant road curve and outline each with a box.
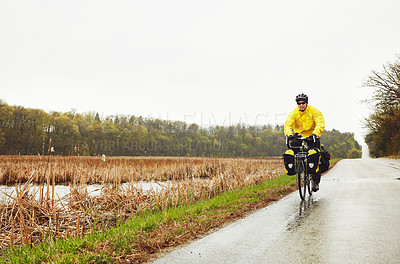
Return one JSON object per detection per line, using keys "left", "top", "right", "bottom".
{"left": 151, "top": 157, "right": 400, "bottom": 264}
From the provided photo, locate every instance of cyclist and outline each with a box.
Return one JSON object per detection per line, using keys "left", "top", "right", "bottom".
{"left": 284, "top": 93, "right": 325, "bottom": 191}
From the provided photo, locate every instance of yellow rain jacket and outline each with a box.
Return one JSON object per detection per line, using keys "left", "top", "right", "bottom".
{"left": 284, "top": 105, "right": 325, "bottom": 138}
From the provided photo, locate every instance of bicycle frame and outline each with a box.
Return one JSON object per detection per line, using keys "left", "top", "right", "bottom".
{"left": 287, "top": 137, "right": 313, "bottom": 200}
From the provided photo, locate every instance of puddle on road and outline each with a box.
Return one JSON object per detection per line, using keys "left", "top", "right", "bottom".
{"left": 286, "top": 196, "right": 319, "bottom": 231}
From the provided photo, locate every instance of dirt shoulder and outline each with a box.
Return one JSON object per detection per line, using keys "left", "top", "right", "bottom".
{"left": 125, "top": 185, "right": 298, "bottom": 264}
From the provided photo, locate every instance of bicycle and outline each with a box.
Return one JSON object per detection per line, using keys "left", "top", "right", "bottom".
{"left": 287, "top": 136, "right": 314, "bottom": 200}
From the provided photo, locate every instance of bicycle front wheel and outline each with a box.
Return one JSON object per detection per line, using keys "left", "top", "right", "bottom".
{"left": 297, "top": 162, "right": 307, "bottom": 200}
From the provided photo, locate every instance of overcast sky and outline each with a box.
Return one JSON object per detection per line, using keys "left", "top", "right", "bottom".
{"left": 1, "top": 0, "right": 400, "bottom": 143}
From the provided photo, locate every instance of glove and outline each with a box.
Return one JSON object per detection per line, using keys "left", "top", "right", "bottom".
{"left": 308, "top": 134, "right": 317, "bottom": 142}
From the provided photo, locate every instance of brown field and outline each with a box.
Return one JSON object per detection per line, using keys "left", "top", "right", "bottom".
{"left": 0, "top": 155, "right": 284, "bottom": 184}
{"left": 0, "top": 155, "right": 285, "bottom": 251}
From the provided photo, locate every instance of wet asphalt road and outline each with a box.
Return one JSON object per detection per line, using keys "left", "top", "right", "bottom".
{"left": 151, "top": 157, "right": 400, "bottom": 264}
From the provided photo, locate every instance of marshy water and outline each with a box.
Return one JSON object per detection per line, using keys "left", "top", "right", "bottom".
{"left": 0, "top": 181, "right": 170, "bottom": 203}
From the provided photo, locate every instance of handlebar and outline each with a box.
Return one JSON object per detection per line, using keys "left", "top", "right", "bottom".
{"left": 286, "top": 135, "right": 315, "bottom": 149}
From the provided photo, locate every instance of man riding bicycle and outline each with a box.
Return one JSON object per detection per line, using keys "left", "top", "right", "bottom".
{"left": 284, "top": 93, "right": 325, "bottom": 191}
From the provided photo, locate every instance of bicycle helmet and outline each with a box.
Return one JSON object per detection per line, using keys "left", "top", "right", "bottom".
{"left": 295, "top": 93, "right": 308, "bottom": 103}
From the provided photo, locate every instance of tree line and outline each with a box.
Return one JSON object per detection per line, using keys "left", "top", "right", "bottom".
{"left": 0, "top": 100, "right": 361, "bottom": 158}
{"left": 363, "top": 55, "right": 400, "bottom": 157}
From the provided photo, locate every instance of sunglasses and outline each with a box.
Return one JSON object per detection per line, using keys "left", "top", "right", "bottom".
{"left": 297, "top": 102, "right": 306, "bottom": 105}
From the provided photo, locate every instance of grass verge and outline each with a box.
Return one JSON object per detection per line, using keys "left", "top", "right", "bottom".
{"left": 0, "top": 160, "right": 340, "bottom": 264}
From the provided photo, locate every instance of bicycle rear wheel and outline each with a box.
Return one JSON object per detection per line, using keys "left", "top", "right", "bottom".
{"left": 307, "top": 174, "right": 313, "bottom": 195}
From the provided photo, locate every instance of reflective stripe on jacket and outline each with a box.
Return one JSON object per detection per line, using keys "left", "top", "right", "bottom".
{"left": 284, "top": 105, "right": 325, "bottom": 138}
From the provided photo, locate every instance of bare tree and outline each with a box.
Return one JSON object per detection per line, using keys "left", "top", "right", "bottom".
{"left": 363, "top": 55, "right": 400, "bottom": 109}
{"left": 363, "top": 55, "right": 400, "bottom": 156}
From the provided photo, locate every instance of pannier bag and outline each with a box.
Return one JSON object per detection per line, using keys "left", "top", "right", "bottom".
{"left": 307, "top": 148, "right": 321, "bottom": 174}
{"left": 283, "top": 149, "right": 296, "bottom": 175}
{"left": 319, "top": 147, "right": 331, "bottom": 173}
